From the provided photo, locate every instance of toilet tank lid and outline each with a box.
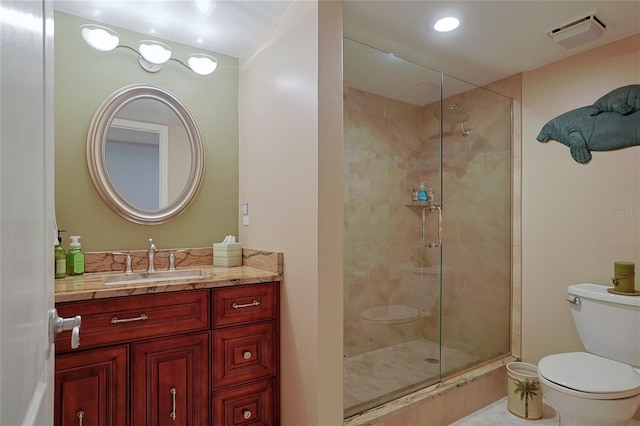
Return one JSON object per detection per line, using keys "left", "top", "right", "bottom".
{"left": 568, "top": 283, "right": 640, "bottom": 307}
{"left": 539, "top": 352, "right": 640, "bottom": 394}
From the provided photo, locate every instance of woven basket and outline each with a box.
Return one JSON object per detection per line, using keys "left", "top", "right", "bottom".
{"left": 506, "top": 362, "right": 543, "bottom": 420}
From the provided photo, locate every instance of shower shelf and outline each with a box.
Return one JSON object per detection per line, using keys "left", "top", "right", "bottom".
{"left": 405, "top": 201, "right": 440, "bottom": 208}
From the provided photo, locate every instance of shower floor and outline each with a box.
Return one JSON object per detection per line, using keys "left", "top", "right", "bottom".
{"left": 344, "top": 339, "right": 478, "bottom": 415}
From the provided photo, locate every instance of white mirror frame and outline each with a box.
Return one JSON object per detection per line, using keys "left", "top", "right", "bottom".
{"left": 87, "top": 84, "right": 205, "bottom": 225}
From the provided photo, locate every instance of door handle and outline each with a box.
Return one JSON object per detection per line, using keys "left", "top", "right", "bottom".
{"left": 421, "top": 205, "right": 442, "bottom": 248}
{"left": 48, "top": 308, "right": 81, "bottom": 349}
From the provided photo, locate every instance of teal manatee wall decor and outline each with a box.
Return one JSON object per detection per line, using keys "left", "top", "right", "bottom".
{"left": 537, "top": 84, "right": 640, "bottom": 163}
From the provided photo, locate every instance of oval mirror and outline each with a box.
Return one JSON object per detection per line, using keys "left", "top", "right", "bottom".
{"left": 87, "top": 84, "right": 205, "bottom": 225}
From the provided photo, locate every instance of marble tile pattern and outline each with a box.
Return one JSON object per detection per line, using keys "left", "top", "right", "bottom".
{"left": 343, "top": 86, "right": 513, "bottom": 368}
{"left": 56, "top": 248, "right": 283, "bottom": 303}
{"left": 345, "top": 355, "right": 515, "bottom": 426}
{"left": 451, "top": 396, "right": 560, "bottom": 425}
{"left": 84, "top": 246, "right": 282, "bottom": 275}
{"left": 344, "top": 339, "right": 480, "bottom": 416}
{"left": 452, "top": 396, "right": 640, "bottom": 426}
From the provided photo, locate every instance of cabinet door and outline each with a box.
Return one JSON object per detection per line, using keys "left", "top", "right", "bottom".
{"left": 131, "top": 332, "right": 209, "bottom": 426}
{"left": 55, "top": 346, "right": 128, "bottom": 426}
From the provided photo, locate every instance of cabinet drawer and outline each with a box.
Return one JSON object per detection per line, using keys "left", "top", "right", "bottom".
{"left": 212, "top": 283, "right": 276, "bottom": 328}
{"left": 213, "top": 322, "right": 276, "bottom": 389}
{"left": 213, "top": 378, "right": 275, "bottom": 425}
{"left": 56, "top": 290, "right": 209, "bottom": 354}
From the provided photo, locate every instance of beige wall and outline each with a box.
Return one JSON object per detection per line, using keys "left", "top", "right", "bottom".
{"left": 55, "top": 12, "right": 239, "bottom": 251}
{"left": 238, "top": 1, "right": 344, "bottom": 425}
{"left": 521, "top": 34, "right": 640, "bottom": 364}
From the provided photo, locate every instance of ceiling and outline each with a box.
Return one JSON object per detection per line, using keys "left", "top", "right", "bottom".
{"left": 54, "top": 1, "right": 640, "bottom": 93}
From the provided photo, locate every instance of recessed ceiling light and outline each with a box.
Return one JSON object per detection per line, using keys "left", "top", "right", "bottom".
{"left": 434, "top": 16, "right": 460, "bottom": 32}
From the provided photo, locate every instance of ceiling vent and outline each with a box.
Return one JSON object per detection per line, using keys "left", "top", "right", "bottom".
{"left": 548, "top": 14, "right": 606, "bottom": 49}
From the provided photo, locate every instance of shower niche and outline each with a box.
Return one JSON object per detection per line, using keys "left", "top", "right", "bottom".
{"left": 343, "top": 38, "right": 512, "bottom": 417}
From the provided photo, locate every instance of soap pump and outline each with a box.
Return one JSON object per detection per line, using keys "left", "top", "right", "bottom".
{"left": 54, "top": 230, "right": 66, "bottom": 279}
{"left": 417, "top": 182, "right": 428, "bottom": 202}
{"left": 66, "top": 235, "right": 85, "bottom": 276}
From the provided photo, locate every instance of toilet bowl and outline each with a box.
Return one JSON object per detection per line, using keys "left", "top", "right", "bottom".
{"left": 538, "top": 352, "right": 640, "bottom": 426}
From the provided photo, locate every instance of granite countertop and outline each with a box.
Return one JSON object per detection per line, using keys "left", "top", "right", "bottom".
{"left": 55, "top": 248, "right": 283, "bottom": 303}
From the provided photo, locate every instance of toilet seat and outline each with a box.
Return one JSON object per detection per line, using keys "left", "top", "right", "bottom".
{"left": 539, "top": 352, "right": 640, "bottom": 399}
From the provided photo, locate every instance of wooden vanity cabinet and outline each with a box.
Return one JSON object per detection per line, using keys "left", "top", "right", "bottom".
{"left": 55, "top": 283, "right": 279, "bottom": 425}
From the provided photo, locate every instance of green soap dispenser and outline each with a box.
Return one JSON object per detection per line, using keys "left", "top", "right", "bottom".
{"left": 66, "top": 235, "right": 85, "bottom": 276}
{"left": 54, "top": 230, "right": 66, "bottom": 279}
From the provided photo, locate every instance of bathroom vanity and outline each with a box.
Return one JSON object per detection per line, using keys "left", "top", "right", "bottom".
{"left": 53, "top": 249, "right": 282, "bottom": 426}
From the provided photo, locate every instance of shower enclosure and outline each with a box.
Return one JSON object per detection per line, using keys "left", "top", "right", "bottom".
{"left": 343, "top": 38, "right": 512, "bottom": 417}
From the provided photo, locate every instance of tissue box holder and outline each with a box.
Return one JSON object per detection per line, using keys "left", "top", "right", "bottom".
{"left": 213, "top": 243, "right": 242, "bottom": 267}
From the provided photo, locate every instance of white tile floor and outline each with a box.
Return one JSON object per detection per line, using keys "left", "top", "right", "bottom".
{"left": 451, "top": 396, "right": 640, "bottom": 426}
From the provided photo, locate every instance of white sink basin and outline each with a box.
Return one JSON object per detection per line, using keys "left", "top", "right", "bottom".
{"left": 103, "top": 269, "right": 211, "bottom": 286}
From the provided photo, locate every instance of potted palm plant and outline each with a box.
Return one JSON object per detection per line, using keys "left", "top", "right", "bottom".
{"left": 506, "top": 362, "right": 543, "bottom": 420}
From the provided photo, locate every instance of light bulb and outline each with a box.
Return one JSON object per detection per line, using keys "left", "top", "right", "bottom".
{"left": 81, "top": 24, "right": 120, "bottom": 51}
{"left": 138, "top": 40, "right": 172, "bottom": 65}
{"left": 434, "top": 17, "right": 460, "bottom": 32}
{"left": 187, "top": 54, "right": 218, "bottom": 75}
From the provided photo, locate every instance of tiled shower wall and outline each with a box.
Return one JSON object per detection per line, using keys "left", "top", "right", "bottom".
{"left": 343, "top": 86, "right": 512, "bottom": 366}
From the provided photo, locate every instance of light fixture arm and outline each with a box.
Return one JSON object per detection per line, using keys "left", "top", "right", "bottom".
{"left": 168, "top": 57, "right": 189, "bottom": 69}
{"left": 116, "top": 44, "right": 139, "bottom": 55}
{"left": 111, "top": 44, "right": 164, "bottom": 73}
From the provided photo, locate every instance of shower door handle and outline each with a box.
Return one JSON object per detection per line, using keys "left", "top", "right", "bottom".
{"left": 421, "top": 205, "right": 442, "bottom": 248}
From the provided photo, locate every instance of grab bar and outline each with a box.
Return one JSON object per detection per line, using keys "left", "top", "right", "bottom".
{"left": 421, "top": 205, "right": 442, "bottom": 248}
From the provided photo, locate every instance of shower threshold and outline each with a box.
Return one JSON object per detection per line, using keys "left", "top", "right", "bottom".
{"left": 344, "top": 339, "right": 478, "bottom": 417}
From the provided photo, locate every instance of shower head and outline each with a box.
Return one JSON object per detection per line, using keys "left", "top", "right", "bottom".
{"left": 433, "top": 103, "right": 471, "bottom": 136}
{"left": 460, "top": 122, "right": 471, "bottom": 137}
{"left": 433, "top": 103, "right": 470, "bottom": 123}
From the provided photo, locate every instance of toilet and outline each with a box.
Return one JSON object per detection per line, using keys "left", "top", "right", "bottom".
{"left": 537, "top": 283, "right": 640, "bottom": 426}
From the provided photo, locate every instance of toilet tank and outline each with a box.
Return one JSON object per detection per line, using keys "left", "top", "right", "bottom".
{"left": 568, "top": 283, "right": 640, "bottom": 367}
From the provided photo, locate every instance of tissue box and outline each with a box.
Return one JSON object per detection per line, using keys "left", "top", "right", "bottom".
{"left": 213, "top": 243, "right": 242, "bottom": 267}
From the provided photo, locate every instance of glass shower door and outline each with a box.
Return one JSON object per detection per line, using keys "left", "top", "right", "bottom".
{"left": 438, "top": 75, "right": 513, "bottom": 377}
{"left": 342, "top": 38, "right": 513, "bottom": 418}
{"left": 343, "top": 38, "right": 445, "bottom": 417}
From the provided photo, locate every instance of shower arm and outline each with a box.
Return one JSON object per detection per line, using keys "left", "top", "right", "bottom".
{"left": 421, "top": 205, "right": 442, "bottom": 248}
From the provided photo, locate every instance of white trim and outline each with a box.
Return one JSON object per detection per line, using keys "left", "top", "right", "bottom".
{"left": 110, "top": 118, "right": 169, "bottom": 207}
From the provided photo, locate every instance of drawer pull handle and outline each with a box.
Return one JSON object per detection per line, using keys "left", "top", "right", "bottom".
{"left": 170, "top": 387, "right": 177, "bottom": 421}
{"left": 232, "top": 300, "right": 260, "bottom": 309}
{"left": 77, "top": 411, "right": 84, "bottom": 426}
{"left": 243, "top": 409, "right": 252, "bottom": 420}
{"left": 243, "top": 351, "right": 252, "bottom": 360}
{"left": 111, "top": 313, "right": 148, "bottom": 324}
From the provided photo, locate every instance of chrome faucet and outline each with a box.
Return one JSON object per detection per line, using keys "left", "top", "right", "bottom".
{"left": 147, "top": 238, "right": 156, "bottom": 273}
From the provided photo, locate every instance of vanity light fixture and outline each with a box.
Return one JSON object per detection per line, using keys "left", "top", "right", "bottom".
{"left": 80, "top": 24, "right": 218, "bottom": 75}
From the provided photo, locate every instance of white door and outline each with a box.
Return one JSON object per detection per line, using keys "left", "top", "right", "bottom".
{"left": 0, "top": 0, "right": 55, "bottom": 424}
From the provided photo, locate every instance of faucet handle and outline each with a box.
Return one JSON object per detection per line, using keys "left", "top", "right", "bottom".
{"left": 112, "top": 252, "right": 133, "bottom": 274}
{"left": 168, "top": 249, "right": 187, "bottom": 271}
